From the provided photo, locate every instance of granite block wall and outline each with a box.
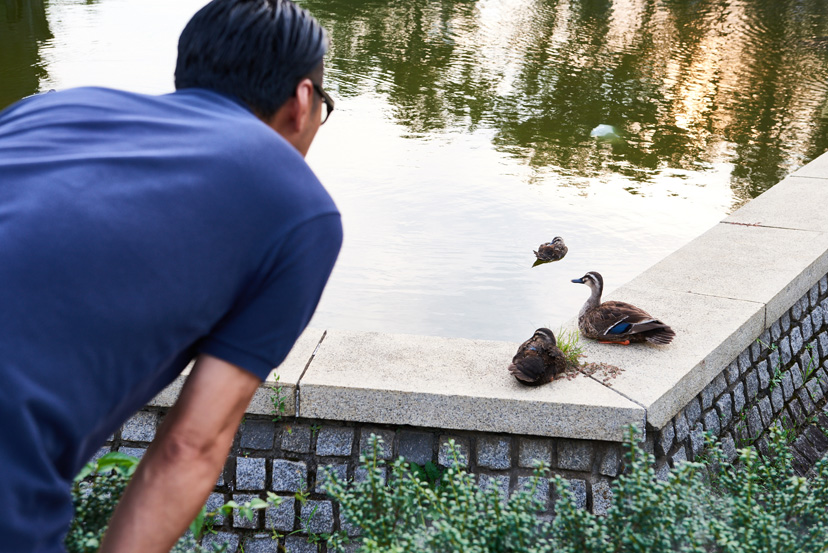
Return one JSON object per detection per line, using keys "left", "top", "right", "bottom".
{"left": 98, "top": 275, "right": 828, "bottom": 552}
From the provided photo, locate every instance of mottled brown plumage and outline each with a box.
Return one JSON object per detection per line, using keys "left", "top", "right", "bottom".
{"left": 532, "top": 236, "right": 568, "bottom": 267}
{"left": 508, "top": 328, "right": 567, "bottom": 386}
{"left": 571, "top": 272, "right": 675, "bottom": 345}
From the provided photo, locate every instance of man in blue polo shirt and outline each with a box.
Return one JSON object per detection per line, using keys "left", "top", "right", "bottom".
{"left": 0, "top": 1, "right": 342, "bottom": 551}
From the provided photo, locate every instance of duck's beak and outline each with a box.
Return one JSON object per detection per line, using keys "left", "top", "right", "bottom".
{"left": 571, "top": 277, "right": 584, "bottom": 284}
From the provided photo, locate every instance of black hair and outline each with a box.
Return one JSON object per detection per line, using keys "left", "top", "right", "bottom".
{"left": 174, "top": 0, "right": 328, "bottom": 119}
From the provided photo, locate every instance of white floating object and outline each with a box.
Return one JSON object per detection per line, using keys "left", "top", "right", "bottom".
{"left": 590, "top": 124, "right": 619, "bottom": 139}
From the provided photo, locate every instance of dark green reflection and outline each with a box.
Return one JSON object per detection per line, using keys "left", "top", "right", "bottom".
{"left": 0, "top": 0, "right": 51, "bottom": 111}
{"left": 301, "top": 0, "right": 828, "bottom": 199}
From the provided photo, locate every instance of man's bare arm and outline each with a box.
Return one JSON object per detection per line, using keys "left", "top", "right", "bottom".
{"left": 100, "top": 354, "right": 261, "bottom": 553}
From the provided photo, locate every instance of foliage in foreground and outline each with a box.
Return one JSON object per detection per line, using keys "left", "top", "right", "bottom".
{"left": 325, "top": 427, "right": 828, "bottom": 553}
{"left": 66, "top": 452, "right": 278, "bottom": 553}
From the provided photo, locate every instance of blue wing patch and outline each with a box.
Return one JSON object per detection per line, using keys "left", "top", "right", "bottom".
{"left": 607, "top": 322, "right": 632, "bottom": 334}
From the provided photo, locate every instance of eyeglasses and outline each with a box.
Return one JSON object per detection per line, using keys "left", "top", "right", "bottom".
{"left": 312, "top": 82, "right": 335, "bottom": 125}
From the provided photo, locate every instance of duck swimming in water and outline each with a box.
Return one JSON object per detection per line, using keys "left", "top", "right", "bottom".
{"left": 533, "top": 237, "right": 568, "bottom": 267}
{"left": 571, "top": 271, "right": 675, "bottom": 345}
{"left": 508, "top": 327, "right": 567, "bottom": 386}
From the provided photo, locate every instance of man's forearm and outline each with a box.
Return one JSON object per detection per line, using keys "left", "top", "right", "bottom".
{"left": 100, "top": 355, "right": 261, "bottom": 553}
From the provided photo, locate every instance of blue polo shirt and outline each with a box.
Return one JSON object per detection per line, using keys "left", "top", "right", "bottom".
{"left": 0, "top": 87, "right": 342, "bottom": 552}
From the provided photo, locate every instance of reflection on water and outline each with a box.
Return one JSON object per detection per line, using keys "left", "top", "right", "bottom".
{"left": 0, "top": 0, "right": 51, "bottom": 110}
{"left": 304, "top": 0, "right": 828, "bottom": 199}
{"left": 2, "top": 0, "right": 828, "bottom": 342}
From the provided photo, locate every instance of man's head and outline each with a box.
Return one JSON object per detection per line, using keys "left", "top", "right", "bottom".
{"left": 175, "top": 0, "right": 330, "bottom": 155}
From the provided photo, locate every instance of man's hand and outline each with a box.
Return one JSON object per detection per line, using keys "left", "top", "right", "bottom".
{"left": 100, "top": 354, "right": 261, "bottom": 553}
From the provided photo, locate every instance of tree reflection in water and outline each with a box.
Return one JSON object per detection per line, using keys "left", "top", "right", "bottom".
{"left": 301, "top": 0, "right": 828, "bottom": 200}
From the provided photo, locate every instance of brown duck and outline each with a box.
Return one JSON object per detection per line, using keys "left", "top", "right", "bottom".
{"left": 571, "top": 271, "right": 675, "bottom": 345}
{"left": 532, "top": 237, "right": 568, "bottom": 267}
{"left": 508, "top": 328, "right": 567, "bottom": 386}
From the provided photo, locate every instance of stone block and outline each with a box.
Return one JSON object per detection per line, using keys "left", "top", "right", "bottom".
{"left": 819, "top": 368, "right": 828, "bottom": 394}
{"left": 689, "top": 423, "right": 705, "bottom": 458}
{"left": 674, "top": 411, "right": 690, "bottom": 442}
{"left": 478, "top": 473, "right": 510, "bottom": 502}
{"left": 721, "top": 434, "right": 738, "bottom": 463}
{"left": 725, "top": 361, "right": 740, "bottom": 385}
{"left": 282, "top": 425, "right": 312, "bottom": 453}
{"left": 301, "top": 500, "right": 334, "bottom": 534}
{"left": 477, "top": 436, "right": 511, "bottom": 470}
{"left": 516, "top": 476, "right": 549, "bottom": 507}
{"left": 738, "top": 350, "right": 751, "bottom": 375}
{"left": 206, "top": 492, "right": 226, "bottom": 526}
{"left": 748, "top": 406, "right": 763, "bottom": 439}
{"left": 243, "top": 535, "right": 281, "bottom": 553}
{"left": 117, "top": 446, "right": 147, "bottom": 460}
{"left": 791, "top": 362, "right": 804, "bottom": 389}
{"left": 804, "top": 425, "right": 828, "bottom": 453}
{"left": 237, "top": 457, "right": 266, "bottom": 491}
{"left": 656, "top": 422, "right": 675, "bottom": 457}
{"left": 240, "top": 420, "right": 276, "bottom": 450}
{"left": 232, "top": 494, "right": 259, "bottom": 529}
{"left": 797, "top": 388, "right": 816, "bottom": 414}
{"left": 715, "top": 394, "right": 733, "bottom": 428}
{"left": 284, "top": 536, "right": 318, "bottom": 553}
{"left": 811, "top": 283, "right": 820, "bottom": 308}
{"left": 557, "top": 440, "right": 594, "bottom": 472}
{"left": 789, "top": 400, "right": 807, "bottom": 426}
{"left": 812, "top": 305, "right": 824, "bottom": 332}
{"left": 751, "top": 340, "right": 761, "bottom": 363}
{"left": 702, "top": 374, "right": 727, "bottom": 410}
{"left": 771, "top": 385, "right": 785, "bottom": 413}
{"left": 315, "top": 464, "right": 347, "bottom": 494}
{"left": 592, "top": 479, "right": 613, "bottom": 516}
{"left": 732, "top": 382, "right": 746, "bottom": 414}
{"left": 359, "top": 428, "right": 394, "bottom": 460}
{"left": 272, "top": 460, "right": 307, "bottom": 493}
{"left": 745, "top": 371, "right": 759, "bottom": 402}
{"left": 757, "top": 360, "right": 771, "bottom": 391}
{"left": 518, "top": 438, "right": 553, "bottom": 469}
{"left": 780, "top": 336, "right": 792, "bottom": 365}
{"left": 684, "top": 397, "right": 702, "bottom": 426}
{"left": 792, "top": 298, "right": 803, "bottom": 321}
{"left": 398, "top": 431, "right": 434, "bottom": 466}
{"left": 354, "top": 466, "right": 386, "bottom": 484}
{"left": 803, "top": 316, "right": 814, "bottom": 342}
{"left": 655, "top": 462, "right": 670, "bottom": 481}
{"left": 782, "top": 311, "right": 791, "bottom": 333}
{"left": 316, "top": 427, "right": 355, "bottom": 457}
{"left": 759, "top": 397, "right": 773, "bottom": 427}
{"left": 265, "top": 496, "right": 296, "bottom": 532}
{"left": 821, "top": 276, "right": 828, "bottom": 295}
{"left": 670, "top": 446, "right": 687, "bottom": 467}
{"left": 781, "top": 372, "right": 794, "bottom": 401}
{"left": 771, "top": 320, "right": 782, "bottom": 342}
{"left": 794, "top": 435, "right": 821, "bottom": 464}
{"left": 438, "top": 435, "right": 470, "bottom": 467}
{"left": 703, "top": 409, "right": 721, "bottom": 435}
{"left": 202, "top": 532, "right": 239, "bottom": 553}
{"left": 558, "top": 479, "right": 587, "bottom": 510}
{"left": 770, "top": 350, "right": 781, "bottom": 374}
{"left": 121, "top": 411, "right": 158, "bottom": 442}
{"left": 599, "top": 446, "right": 621, "bottom": 477}
{"left": 807, "top": 378, "right": 824, "bottom": 403}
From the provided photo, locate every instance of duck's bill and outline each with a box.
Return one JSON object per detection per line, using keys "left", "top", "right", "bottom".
{"left": 571, "top": 277, "right": 585, "bottom": 283}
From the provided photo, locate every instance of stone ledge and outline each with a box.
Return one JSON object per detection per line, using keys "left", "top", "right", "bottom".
{"left": 148, "top": 327, "right": 324, "bottom": 416}
{"left": 298, "top": 329, "right": 645, "bottom": 442}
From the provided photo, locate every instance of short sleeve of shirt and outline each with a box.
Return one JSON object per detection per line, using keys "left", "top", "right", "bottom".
{"left": 198, "top": 212, "right": 342, "bottom": 380}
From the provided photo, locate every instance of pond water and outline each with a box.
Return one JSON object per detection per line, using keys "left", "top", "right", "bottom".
{"left": 3, "top": 0, "right": 828, "bottom": 342}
